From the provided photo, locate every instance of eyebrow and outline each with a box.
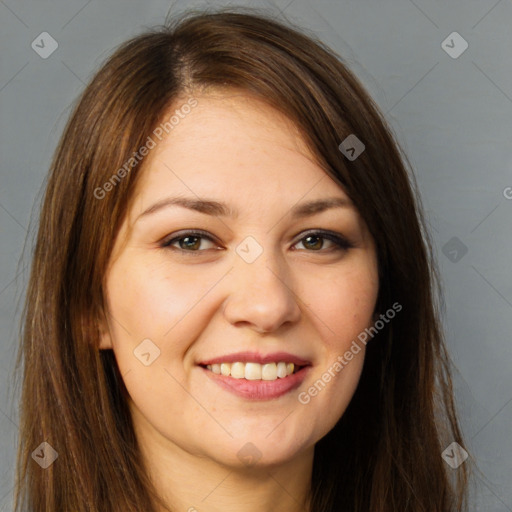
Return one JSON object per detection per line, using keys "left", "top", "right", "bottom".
{"left": 137, "top": 195, "right": 354, "bottom": 221}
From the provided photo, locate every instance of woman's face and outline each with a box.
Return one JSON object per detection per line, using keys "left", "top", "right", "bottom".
{"left": 100, "top": 91, "right": 379, "bottom": 469}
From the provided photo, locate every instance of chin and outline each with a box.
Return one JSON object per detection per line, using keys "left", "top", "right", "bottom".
{"left": 206, "top": 432, "right": 314, "bottom": 470}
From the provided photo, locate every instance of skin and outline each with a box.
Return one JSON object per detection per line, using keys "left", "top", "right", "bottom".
{"left": 99, "top": 90, "right": 380, "bottom": 512}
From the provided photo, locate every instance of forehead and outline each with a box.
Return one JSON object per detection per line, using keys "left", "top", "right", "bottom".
{"left": 155, "top": 91, "right": 315, "bottom": 169}
{"left": 129, "top": 90, "right": 351, "bottom": 213}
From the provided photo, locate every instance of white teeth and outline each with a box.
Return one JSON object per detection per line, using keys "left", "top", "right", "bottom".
{"left": 261, "top": 363, "right": 277, "bottom": 381}
{"left": 276, "top": 362, "right": 288, "bottom": 378}
{"left": 245, "top": 362, "right": 262, "bottom": 380}
{"left": 205, "top": 361, "right": 296, "bottom": 380}
{"left": 230, "top": 362, "right": 245, "bottom": 379}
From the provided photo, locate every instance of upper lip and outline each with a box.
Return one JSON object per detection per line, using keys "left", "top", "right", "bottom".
{"left": 199, "top": 351, "right": 311, "bottom": 366}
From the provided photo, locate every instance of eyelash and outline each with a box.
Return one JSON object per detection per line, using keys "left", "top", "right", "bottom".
{"left": 160, "top": 229, "right": 354, "bottom": 255}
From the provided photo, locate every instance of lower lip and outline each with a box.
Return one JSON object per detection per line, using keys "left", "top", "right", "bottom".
{"left": 201, "top": 366, "right": 310, "bottom": 400}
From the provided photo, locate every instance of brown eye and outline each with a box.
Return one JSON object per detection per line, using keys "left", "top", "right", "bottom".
{"left": 176, "top": 235, "right": 202, "bottom": 251}
{"left": 301, "top": 234, "right": 324, "bottom": 251}
{"left": 161, "top": 231, "right": 219, "bottom": 252}
{"left": 293, "top": 230, "right": 353, "bottom": 252}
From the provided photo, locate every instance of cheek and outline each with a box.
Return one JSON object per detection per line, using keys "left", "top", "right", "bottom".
{"left": 301, "top": 262, "right": 379, "bottom": 349}
{"left": 104, "top": 257, "right": 225, "bottom": 368}
{"left": 108, "top": 261, "right": 175, "bottom": 331}
{"left": 293, "top": 263, "right": 377, "bottom": 434}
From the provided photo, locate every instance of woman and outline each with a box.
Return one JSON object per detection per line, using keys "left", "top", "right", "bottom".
{"left": 14, "top": 8, "right": 470, "bottom": 512}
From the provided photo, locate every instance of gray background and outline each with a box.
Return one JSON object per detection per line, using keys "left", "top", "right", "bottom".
{"left": 1, "top": 0, "right": 511, "bottom": 510}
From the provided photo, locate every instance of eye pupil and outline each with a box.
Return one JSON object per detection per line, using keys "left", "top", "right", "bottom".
{"left": 303, "top": 235, "right": 323, "bottom": 250}
{"left": 180, "top": 236, "right": 201, "bottom": 250}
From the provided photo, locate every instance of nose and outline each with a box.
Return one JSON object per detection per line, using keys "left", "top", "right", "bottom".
{"left": 222, "top": 249, "right": 302, "bottom": 334}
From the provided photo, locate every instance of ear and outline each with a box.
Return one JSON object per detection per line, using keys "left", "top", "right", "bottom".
{"left": 97, "top": 310, "right": 113, "bottom": 350}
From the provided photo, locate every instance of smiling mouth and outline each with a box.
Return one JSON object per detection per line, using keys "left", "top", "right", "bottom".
{"left": 201, "top": 361, "right": 304, "bottom": 381}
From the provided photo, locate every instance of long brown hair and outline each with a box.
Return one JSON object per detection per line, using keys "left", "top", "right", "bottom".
{"left": 14, "top": 7, "right": 470, "bottom": 511}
